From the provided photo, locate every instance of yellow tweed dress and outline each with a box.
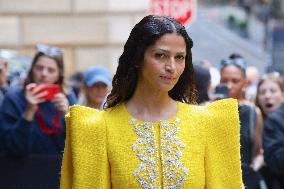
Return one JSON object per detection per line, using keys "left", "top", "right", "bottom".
{"left": 60, "top": 98, "right": 244, "bottom": 189}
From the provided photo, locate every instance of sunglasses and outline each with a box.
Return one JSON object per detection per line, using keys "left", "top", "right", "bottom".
{"left": 36, "top": 44, "right": 63, "bottom": 57}
{"left": 261, "top": 71, "right": 281, "bottom": 80}
{"left": 220, "top": 58, "right": 246, "bottom": 72}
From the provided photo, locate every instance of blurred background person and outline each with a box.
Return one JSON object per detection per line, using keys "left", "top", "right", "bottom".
{"left": 199, "top": 59, "right": 220, "bottom": 91}
{"left": 68, "top": 71, "right": 84, "bottom": 99}
{"left": 0, "top": 57, "right": 9, "bottom": 153}
{"left": 0, "top": 57, "right": 9, "bottom": 106}
{"left": 256, "top": 72, "right": 284, "bottom": 119}
{"left": 255, "top": 72, "right": 284, "bottom": 188}
{"left": 0, "top": 44, "right": 76, "bottom": 156}
{"left": 262, "top": 86, "right": 284, "bottom": 189}
{"left": 246, "top": 66, "right": 260, "bottom": 103}
{"left": 78, "top": 66, "right": 112, "bottom": 109}
{"left": 193, "top": 63, "right": 211, "bottom": 104}
{"left": 219, "top": 53, "right": 265, "bottom": 189}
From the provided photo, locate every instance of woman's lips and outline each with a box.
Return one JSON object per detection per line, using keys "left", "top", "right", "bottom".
{"left": 160, "top": 76, "right": 175, "bottom": 83}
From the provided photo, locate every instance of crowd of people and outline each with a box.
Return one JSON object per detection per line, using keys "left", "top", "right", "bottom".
{"left": 0, "top": 15, "right": 283, "bottom": 189}
{"left": 194, "top": 54, "right": 284, "bottom": 189}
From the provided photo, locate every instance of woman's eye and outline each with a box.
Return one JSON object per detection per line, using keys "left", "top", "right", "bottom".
{"left": 34, "top": 65, "right": 44, "bottom": 71}
{"left": 48, "top": 68, "right": 56, "bottom": 74}
{"left": 155, "top": 53, "right": 166, "bottom": 59}
{"left": 175, "top": 55, "right": 185, "bottom": 61}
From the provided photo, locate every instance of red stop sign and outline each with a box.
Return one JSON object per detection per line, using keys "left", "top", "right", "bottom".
{"left": 149, "top": 0, "right": 197, "bottom": 26}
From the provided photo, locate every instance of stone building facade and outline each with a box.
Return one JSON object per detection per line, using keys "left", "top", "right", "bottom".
{"left": 0, "top": 0, "right": 149, "bottom": 75}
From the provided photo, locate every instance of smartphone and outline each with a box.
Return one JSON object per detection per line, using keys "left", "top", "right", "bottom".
{"left": 33, "top": 84, "right": 61, "bottom": 100}
{"left": 214, "top": 84, "right": 228, "bottom": 99}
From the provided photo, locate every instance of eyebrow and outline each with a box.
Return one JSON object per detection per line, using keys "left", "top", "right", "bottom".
{"left": 154, "top": 48, "right": 186, "bottom": 55}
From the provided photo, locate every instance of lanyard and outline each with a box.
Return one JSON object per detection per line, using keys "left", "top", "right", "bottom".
{"left": 36, "top": 107, "right": 61, "bottom": 135}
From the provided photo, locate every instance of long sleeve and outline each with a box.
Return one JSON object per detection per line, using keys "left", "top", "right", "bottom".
{"left": 60, "top": 105, "right": 111, "bottom": 189}
{"left": 204, "top": 99, "right": 244, "bottom": 189}
{"left": 263, "top": 108, "right": 284, "bottom": 178}
{"left": 1, "top": 88, "right": 69, "bottom": 155}
{"left": 0, "top": 91, "right": 34, "bottom": 155}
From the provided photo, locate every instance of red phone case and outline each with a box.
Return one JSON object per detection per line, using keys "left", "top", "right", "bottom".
{"left": 33, "top": 84, "right": 61, "bottom": 100}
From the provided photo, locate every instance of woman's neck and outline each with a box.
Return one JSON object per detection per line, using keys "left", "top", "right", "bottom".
{"left": 87, "top": 101, "right": 101, "bottom": 110}
{"left": 126, "top": 84, "right": 178, "bottom": 122}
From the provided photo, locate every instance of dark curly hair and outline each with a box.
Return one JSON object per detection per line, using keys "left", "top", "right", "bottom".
{"left": 106, "top": 15, "right": 196, "bottom": 108}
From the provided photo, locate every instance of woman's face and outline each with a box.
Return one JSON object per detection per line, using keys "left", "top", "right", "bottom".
{"left": 32, "top": 55, "right": 60, "bottom": 84}
{"left": 85, "top": 82, "right": 110, "bottom": 107}
{"left": 138, "top": 33, "right": 186, "bottom": 93}
{"left": 220, "top": 65, "right": 246, "bottom": 99}
{"left": 257, "top": 80, "right": 283, "bottom": 115}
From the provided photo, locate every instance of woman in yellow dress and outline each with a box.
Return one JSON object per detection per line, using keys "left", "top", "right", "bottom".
{"left": 60, "top": 15, "right": 244, "bottom": 189}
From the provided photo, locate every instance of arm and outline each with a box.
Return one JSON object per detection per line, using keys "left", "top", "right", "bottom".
{"left": 205, "top": 99, "right": 244, "bottom": 189}
{"left": 251, "top": 107, "right": 264, "bottom": 171}
{"left": 0, "top": 92, "right": 35, "bottom": 155}
{"left": 60, "top": 105, "right": 111, "bottom": 189}
{"left": 263, "top": 115, "right": 284, "bottom": 178}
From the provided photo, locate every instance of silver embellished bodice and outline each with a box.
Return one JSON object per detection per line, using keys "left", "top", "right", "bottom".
{"left": 129, "top": 118, "right": 189, "bottom": 189}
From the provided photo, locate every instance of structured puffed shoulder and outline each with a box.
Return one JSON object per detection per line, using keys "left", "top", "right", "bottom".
{"left": 68, "top": 105, "right": 103, "bottom": 124}
{"left": 204, "top": 98, "right": 240, "bottom": 143}
{"left": 61, "top": 105, "right": 111, "bottom": 189}
{"left": 178, "top": 99, "right": 238, "bottom": 120}
{"left": 207, "top": 98, "right": 238, "bottom": 112}
{"left": 202, "top": 98, "right": 243, "bottom": 188}
{"left": 66, "top": 105, "right": 105, "bottom": 133}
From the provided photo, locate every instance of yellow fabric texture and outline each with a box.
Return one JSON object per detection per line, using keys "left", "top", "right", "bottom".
{"left": 60, "top": 98, "right": 244, "bottom": 189}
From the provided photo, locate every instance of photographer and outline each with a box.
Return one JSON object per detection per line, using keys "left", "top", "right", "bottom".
{"left": 0, "top": 44, "right": 76, "bottom": 156}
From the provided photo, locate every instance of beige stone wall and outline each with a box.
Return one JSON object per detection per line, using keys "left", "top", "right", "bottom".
{"left": 0, "top": 0, "right": 149, "bottom": 76}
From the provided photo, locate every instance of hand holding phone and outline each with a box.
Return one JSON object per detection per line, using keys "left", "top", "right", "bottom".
{"left": 38, "top": 84, "right": 61, "bottom": 100}
{"left": 29, "top": 84, "right": 61, "bottom": 101}
{"left": 51, "top": 92, "right": 70, "bottom": 115}
{"left": 24, "top": 83, "right": 61, "bottom": 120}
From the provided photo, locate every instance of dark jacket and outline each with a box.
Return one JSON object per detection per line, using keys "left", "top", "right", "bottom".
{"left": 0, "top": 88, "right": 76, "bottom": 156}
{"left": 263, "top": 103, "right": 284, "bottom": 188}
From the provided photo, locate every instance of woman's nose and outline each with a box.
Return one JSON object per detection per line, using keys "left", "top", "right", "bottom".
{"left": 165, "top": 58, "right": 176, "bottom": 72}
{"left": 264, "top": 91, "right": 272, "bottom": 99}
{"left": 41, "top": 68, "right": 49, "bottom": 76}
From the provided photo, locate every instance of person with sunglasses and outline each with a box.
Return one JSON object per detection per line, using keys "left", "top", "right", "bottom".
{"left": 219, "top": 53, "right": 266, "bottom": 189}
{"left": 0, "top": 44, "right": 76, "bottom": 156}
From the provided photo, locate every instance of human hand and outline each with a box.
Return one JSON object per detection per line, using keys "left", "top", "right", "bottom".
{"left": 25, "top": 83, "right": 48, "bottom": 108}
{"left": 24, "top": 83, "right": 48, "bottom": 120}
{"left": 251, "top": 154, "right": 264, "bottom": 171}
{"left": 51, "top": 93, "right": 69, "bottom": 115}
